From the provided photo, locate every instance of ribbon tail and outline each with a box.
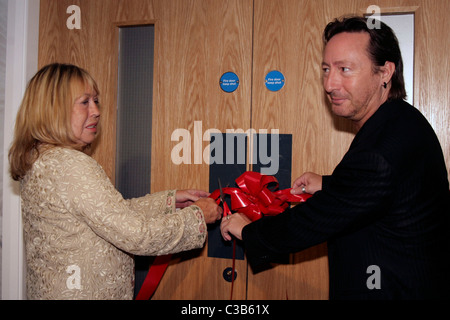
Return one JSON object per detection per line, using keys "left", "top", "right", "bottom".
{"left": 135, "top": 254, "right": 172, "bottom": 300}
{"left": 223, "top": 201, "right": 232, "bottom": 217}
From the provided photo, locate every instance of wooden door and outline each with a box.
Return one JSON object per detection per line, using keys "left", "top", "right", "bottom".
{"left": 248, "top": 0, "right": 450, "bottom": 299}
{"left": 38, "top": 0, "right": 450, "bottom": 300}
{"left": 148, "top": 0, "right": 254, "bottom": 300}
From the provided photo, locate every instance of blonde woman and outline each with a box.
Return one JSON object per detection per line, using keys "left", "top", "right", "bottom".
{"left": 9, "top": 63, "right": 222, "bottom": 299}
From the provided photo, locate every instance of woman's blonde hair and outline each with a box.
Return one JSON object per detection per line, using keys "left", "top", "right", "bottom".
{"left": 9, "top": 63, "right": 100, "bottom": 181}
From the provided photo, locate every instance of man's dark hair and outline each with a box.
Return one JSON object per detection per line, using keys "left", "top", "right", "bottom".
{"left": 323, "top": 16, "right": 407, "bottom": 101}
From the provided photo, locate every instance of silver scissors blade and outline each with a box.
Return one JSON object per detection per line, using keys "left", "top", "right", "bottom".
{"left": 218, "top": 178, "right": 225, "bottom": 204}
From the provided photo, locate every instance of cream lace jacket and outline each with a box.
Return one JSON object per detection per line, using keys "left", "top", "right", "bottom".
{"left": 20, "top": 147, "right": 207, "bottom": 300}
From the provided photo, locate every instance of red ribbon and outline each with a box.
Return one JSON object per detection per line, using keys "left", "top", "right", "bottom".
{"left": 210, "top": 171, "right": 312, "bottom": 221}
{"left": 135, "top": 254, "right": 172, "bottom": 300}
{"left": 136, "top": 172, "right": 311, "bottom": 300}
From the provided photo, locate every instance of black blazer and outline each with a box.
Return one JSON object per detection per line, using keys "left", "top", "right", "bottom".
{"left": 242, "top": 99, "right": 450, "bottom": 299}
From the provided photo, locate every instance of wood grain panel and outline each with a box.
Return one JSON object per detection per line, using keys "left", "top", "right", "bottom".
{"left": 411, "top": 0, "right": 450, "bottom": 180}
{"left": 149, "top": 0, "right": 253, "bottom": 300}
{"left": 249, "top": 0, "right": 346, "bottom": 300}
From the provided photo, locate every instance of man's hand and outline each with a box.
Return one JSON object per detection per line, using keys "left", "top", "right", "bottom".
{"left": 220, "top": 213, "right": 252, "bottom": 241}
{"left": 291, "top": 172, "right": 323, "bottom": 195}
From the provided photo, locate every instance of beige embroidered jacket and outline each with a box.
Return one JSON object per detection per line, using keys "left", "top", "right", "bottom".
{"left": 20, "top": 147, "right": 207, "bottom": 300}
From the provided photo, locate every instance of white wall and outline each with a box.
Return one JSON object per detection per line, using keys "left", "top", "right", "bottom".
{"left": 1, "top": 0, "right": 39, "bottom": 300}
{"left": 382, "top": 14, "right": 415, "bottom": 105}
{"left": 0, "top": 0, "right": 7, "bottom": 299}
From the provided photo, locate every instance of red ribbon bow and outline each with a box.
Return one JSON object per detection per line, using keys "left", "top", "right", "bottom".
{"left": 210, "top": 171, "right": 312, "bottom": 221}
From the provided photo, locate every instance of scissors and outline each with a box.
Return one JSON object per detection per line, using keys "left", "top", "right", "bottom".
{"left": 218, "top": 178, "right": 232, "bottom": 219}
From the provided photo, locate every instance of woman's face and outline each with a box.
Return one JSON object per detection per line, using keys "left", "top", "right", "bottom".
{"left": 71, "top": 85, "right": 100, "bottom": 146}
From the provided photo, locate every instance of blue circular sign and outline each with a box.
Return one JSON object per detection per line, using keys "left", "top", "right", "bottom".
{"left": 220, "top": 72, "right": 239, "bottom": 93}
{"left": 265, "top": 70, "right": 285, "bottom": 92}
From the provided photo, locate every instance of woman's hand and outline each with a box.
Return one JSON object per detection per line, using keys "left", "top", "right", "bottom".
{"left": 291, "top": 172, "right": 322, "bottom": 195}
{"left": 175, "top": 189, "right": 210, "bottom": 208}
{"left": 176, "top": 189, "right": 222, "bottom": 224}
{"left": 220, "top": 213, "right": 252, "bottom": 241}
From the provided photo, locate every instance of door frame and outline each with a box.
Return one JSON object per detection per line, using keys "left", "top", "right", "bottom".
{"left": 1, "top": 0, "right": 40, "bottom": 300}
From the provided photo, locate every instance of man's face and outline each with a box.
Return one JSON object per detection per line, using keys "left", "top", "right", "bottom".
{"left": 322, "top": 32, "right": 386, "bottom": 129}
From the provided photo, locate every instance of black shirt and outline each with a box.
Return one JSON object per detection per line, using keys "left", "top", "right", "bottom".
{"left": 242, "top": 100, "right": 450, "bottom": 299}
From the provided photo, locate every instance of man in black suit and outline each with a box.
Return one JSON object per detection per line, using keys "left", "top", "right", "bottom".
{"left": 220, "top": 16, "right": 450, "bottom": 299}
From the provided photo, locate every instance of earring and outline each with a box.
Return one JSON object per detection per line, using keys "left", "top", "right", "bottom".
{"left": 383, "top": 82, "right": 387, "bottom": 89}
